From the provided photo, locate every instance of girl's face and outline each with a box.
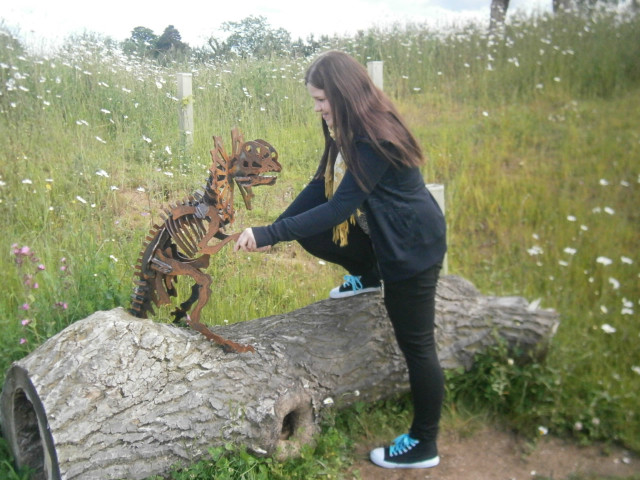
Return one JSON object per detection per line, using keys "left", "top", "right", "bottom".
{"left": 307, "top": 83, "right": 333, "bottom": 129}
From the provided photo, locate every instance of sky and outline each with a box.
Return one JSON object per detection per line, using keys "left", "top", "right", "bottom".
{"left": 1, "top": 0, "right": 552, "bottom": 51}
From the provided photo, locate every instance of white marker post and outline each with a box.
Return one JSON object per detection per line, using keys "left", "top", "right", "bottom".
{"left": 367, "top": 61, "right": 384, "bottom": 91}
{"left": 177, "top": 73, "right": 194, "bottom": 147}
{"left": 426, "top": 183, "right": 448, "bottom": 275}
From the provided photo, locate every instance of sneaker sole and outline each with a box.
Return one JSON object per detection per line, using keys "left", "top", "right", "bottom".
{"left": 329, "top": 286, "right": 381, "bottom": 299}
{"left": 369, "top": 448, "right": 440, "bottom": 469}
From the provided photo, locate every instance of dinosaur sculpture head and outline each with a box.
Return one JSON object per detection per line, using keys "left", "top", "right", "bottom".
{"left": 232, "top": 138, "right": 282, "bottom": 209}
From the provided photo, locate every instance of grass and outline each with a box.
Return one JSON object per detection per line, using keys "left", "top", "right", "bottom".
{"left": 1, "top": 8, "right": 639, "bottom": 479}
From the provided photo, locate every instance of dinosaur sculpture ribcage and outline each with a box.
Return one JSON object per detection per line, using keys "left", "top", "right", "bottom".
{"left": 128, "top": 128, "right": 281, "bottom": 353}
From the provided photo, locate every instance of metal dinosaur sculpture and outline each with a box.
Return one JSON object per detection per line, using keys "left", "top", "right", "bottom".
{"left": 129, "top": 128, "right": 281, "bottom": 353}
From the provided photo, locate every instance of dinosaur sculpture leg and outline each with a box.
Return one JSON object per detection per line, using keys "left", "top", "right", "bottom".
{"left": 155, "top": 250, "right": 254, "bottom": 353}
{"left": 165, "top": 254, "right": 210, "bottom": 324}
{"left": 171, "top": 284, "right": 201, "bottom": 324}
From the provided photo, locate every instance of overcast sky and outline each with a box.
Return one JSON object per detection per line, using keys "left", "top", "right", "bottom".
{"left": 1, "top": 0, "right": 552, "bottom": 50}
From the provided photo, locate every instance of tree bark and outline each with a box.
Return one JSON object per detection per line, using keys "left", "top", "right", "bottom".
{"left": 0, "top": 275, "right": 559, "bottom": 480}
{"left": 490, "top": 0, "right": 510, "bottom": 32}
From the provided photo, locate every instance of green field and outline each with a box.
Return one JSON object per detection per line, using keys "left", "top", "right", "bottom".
{"left": 1, "top": 9, "right": 639, "bottom": 479}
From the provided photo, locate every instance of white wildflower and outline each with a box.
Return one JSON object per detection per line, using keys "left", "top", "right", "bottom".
{"left": 109, "top": 255, "right": 118, "bottom": 262}
{"left": 604, "top": 206, "right": 615, "bottom": 215}
{"left": 601, "top": 324, "right": 616, "bottom": 334}
{"left": 76, "top": 196, "right": 88, "bottom": 204}
{"left": 608, "top": 277, "right": 620, "bottom": 290}
{"left": 567, "top": 215, "right": 577, "bottom": 222}
{"left": 631, "top": 366, "right": 640, "bottom": 375}
{"left": 537, "top": 426, "right": 548, "bottom": 436}
{"left": 22, "top": 179, "right": 33, "bottom": 184}
{"left": 95, "top": 136, "right": 107, "bottom": 144}
{"left": 527, "top": 245, "right": 544, "bottom": 256}
{"left": 596, "top": 256, "right": 612, "bottom": 266}
{"left": 564, "top": 247, "right": 577, "bottom": 255}
{"left": 96, "top": 169, "right": 109, "bottom": 178}
{"left": 599, "top": 178, "right": 609, "bottom": 186}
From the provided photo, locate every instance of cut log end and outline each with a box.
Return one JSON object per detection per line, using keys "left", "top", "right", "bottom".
{"left": 1, "top": 366, "right": 60, "bottom": 480}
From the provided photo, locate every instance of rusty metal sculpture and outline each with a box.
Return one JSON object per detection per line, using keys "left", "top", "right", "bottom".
{"left": 129, "top": 128, "right": 281, "bottom": 353}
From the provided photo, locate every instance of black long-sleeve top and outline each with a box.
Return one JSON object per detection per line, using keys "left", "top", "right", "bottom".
{"left": 252, "top": 141, "right": 447, "bottom": 283}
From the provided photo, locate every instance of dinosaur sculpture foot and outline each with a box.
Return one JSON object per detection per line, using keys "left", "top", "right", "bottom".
{"left": 171, "top": 308, "right": 189, "bottom": 327}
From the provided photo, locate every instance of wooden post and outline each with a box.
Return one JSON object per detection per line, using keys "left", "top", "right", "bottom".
{"left": 426, "top": 183, "right": 448, "bottom": 275}
{"left": 367, "top": 61, "right": 384, "bottom": 91}
{"left": 177, "top": 73, "right": 194, "bottom": 147}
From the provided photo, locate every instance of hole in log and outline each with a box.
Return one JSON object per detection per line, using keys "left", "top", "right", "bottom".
{"left": 280, "top": 409, "right": 300, "bottom": 440}
{"left": 13, "top": 388, "right": 45, "bottom": 479}
{"left": 275, "top": 395, "right": 316, "bottom": 460}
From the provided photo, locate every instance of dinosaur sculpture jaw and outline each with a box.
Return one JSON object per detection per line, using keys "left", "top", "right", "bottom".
{"left": 235, "top": 174, "right": 278, "bottom": 187}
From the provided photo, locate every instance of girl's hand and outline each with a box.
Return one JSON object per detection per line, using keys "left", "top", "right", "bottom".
{"left": 234, "top": 228, "right": 271, "bottom": 252}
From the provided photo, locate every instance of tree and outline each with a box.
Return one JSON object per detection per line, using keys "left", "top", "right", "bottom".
{"left": 155, "top": 25, "right": 189, "bottom": 54}
{"left": 212, "top": 15, "right": 292, "bottom": 59}
{"left": 122, "top": 26, "right": 158, "bottom": 57}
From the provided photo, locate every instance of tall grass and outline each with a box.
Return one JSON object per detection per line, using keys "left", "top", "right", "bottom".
{"left": 1, "top": 9, "right": 639, "bottom": 478}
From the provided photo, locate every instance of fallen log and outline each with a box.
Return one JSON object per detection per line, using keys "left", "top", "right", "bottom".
{"left": 0, "top": 275, "right": 559, "bottom": 480}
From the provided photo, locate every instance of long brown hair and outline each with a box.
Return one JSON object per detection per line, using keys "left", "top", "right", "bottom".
{"left": 305, "top": 50, "right": 424, "bottom": 192}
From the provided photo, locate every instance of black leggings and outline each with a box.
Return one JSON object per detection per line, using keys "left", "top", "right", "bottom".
{"left": 279, "top": 178, "right": 443, "bottom": 442}
{"left": 384, "top": 264, "right": 443, "bottom": 442}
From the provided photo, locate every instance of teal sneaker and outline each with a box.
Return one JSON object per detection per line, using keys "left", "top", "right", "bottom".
{"left": 369, "top": 434, "right": 440, "bottom": 469}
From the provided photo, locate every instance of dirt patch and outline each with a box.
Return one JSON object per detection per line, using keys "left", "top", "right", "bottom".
{"left": 351, "top": 426, "right": 638, "bottom": 480}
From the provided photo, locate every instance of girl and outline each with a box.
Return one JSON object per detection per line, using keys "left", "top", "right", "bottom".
{"left": 234, "top": 50, "right": 446, "bottom": 469}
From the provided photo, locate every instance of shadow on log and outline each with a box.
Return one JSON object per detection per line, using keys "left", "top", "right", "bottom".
{"left": 0, "top": 275, "right": 559, "bottom": 480}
